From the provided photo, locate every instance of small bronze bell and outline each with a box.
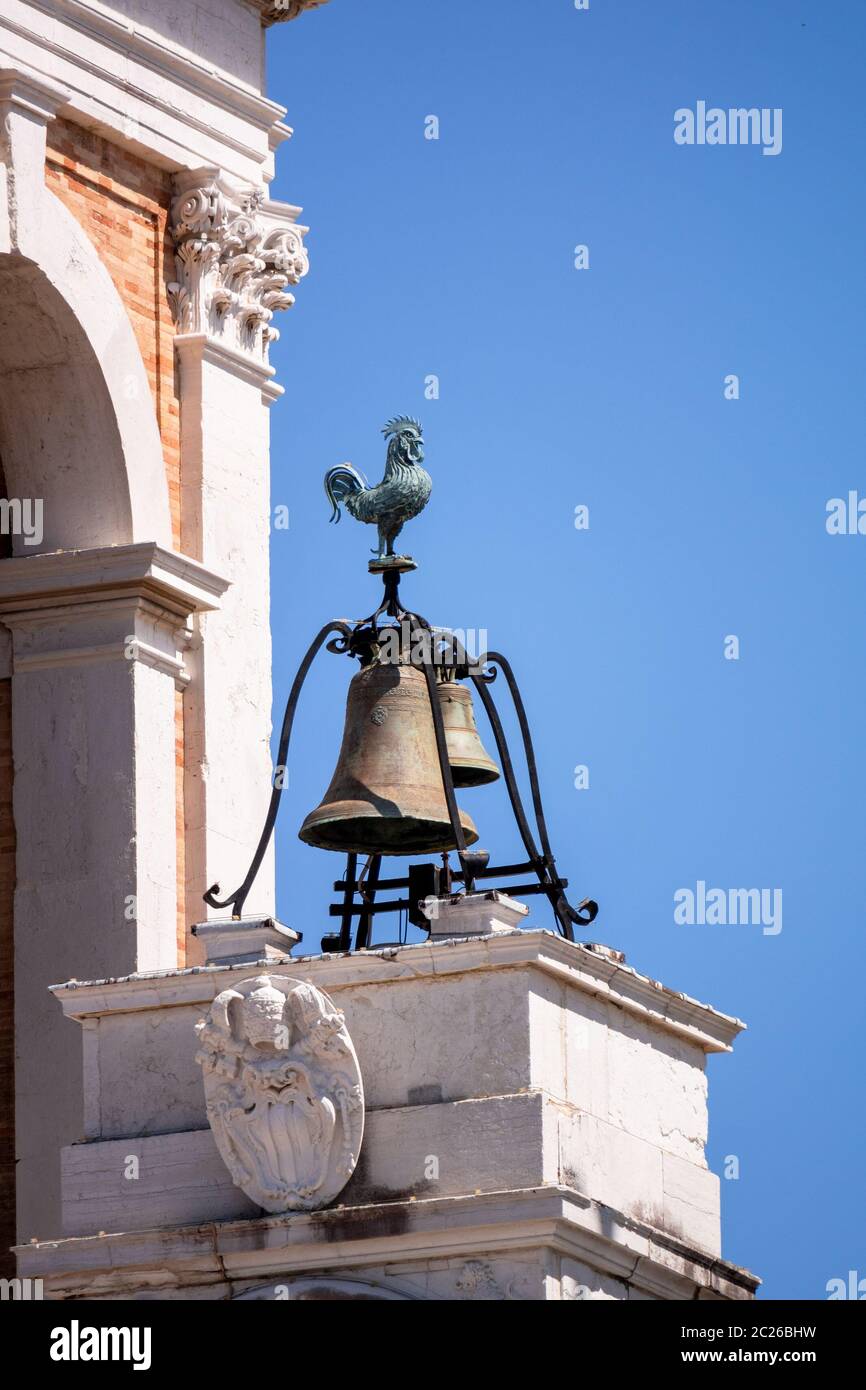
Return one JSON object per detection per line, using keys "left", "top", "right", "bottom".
{"left": 299, "top": 662, "right": 478, "bottom": 855}
{"left": 437, "top": 680, "right": 500, "bottom": 788}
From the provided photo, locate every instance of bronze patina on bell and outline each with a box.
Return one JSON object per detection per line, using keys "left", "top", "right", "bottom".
{"left": 437, "top": 679, "right": 500, "bottom": 788}
{"left": 299, "top": 661, "right": 478, "bottom": 855}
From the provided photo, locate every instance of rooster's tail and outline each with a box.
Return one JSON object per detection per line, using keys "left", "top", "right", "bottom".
{"left": 324, "top": 463, "right": 367, "bottom": 523}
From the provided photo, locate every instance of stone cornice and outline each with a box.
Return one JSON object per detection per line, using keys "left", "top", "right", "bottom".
{"left": 174, "top": 333, "right": 284, "bottom": 403}
{"left": 0, "top": 543, "right": 229, "bottom": 621}
{"left": 168, "top": 168, "right": 309, "bottom": 368}
{"left": 248, "top": 0, "right": 332, "bottom": 25}
{"left": 15, "top": 1185, "right": 759, "bottom": 1300}
{"left": 49, "top": 929, "right": 746, "bottom": 1054}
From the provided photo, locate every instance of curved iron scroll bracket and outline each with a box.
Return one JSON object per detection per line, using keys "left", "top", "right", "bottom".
{"left": 405, "top": 614, "right": 483, "bottom": 892}
{"left": 203, "top": 620, "right": 352, "bottom": 919}
{"left": 470, "top": 650, "right": 598, "bottom": 942}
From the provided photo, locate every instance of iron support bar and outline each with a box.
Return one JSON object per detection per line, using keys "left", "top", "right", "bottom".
{"left": 202, "top": 619, "right": 350, "bottom": 919}
{"left": 333, "top": 859, "right": 543, "bottom": 893}
{"left": 355, "top": 854, "right": 382, "bottom": 949}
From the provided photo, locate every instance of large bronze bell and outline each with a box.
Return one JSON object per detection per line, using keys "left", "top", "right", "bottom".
{"left": 299, "top": 662, "right": 478, "bottom": 855}
{"left": 437, "top": 680, "right": 500, "bottom": 787}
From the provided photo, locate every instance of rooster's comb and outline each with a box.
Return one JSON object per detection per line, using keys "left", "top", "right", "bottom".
{"left": 382, "top": 416, "right": 422, "bottom": 438}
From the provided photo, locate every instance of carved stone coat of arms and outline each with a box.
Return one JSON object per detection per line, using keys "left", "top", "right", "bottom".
{"left": 195, "top": 975, "right": 364, "bottom": 1213}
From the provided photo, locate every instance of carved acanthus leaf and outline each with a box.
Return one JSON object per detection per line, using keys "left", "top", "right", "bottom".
{"left": 168, "top": 170, "right": 309, "bottom": 365}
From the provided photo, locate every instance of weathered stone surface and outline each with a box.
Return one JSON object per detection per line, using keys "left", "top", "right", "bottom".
{"left": 45, "top": 931, "right": 751, "bottom": 1297}
{"left": 424, "top": 892, "right": 528, "bottom": 937}
{"left": 191, "top": 918, "right": 300, "bottom": 965}
{"left": 62, "top": 1093, "right": 549, "bottom": 1236}
{"left": 61, "top": 932, "right": 734, "bottom": 1142}
{"left": 23, "top": 1187, "right": 758, "bottom": 1302}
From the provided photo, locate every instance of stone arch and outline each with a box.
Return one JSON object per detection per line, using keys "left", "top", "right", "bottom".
{"left": 0, "top": 251, "right": 170, "bottom": 553}
{"left": 0, "top": 70, "right": 172, "bottom": 553}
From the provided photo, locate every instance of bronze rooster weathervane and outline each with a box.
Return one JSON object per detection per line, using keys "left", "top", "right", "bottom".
{"left": 324, "top": 416, "right": 431, "bottom": 571}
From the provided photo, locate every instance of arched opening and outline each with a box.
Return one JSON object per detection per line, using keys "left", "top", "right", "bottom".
{"left": 0, "top": 135, "right": 173, "bottom": 556}
{"left": 0, "top": 256, "right": 142, "bottom": 554}
{"left": 0, "top": 188, "right": 174, "bottom": 1260}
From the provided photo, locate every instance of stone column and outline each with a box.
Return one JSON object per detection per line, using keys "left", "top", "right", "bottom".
{"left": 0, "top": 544, "right": 226, "bottom": 1240}
{"left": 168, "top": 169, "right": 309, "bottom": 940}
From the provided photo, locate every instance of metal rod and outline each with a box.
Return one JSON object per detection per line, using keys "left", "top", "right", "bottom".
{"left": 333, "top": 860, "right": 550, "bottom": 893}
{"left": 355, "top": 854, "right": 381, "bottom": 949}
{"left": 203, "top": 619, "right": 350, "bottom": 919}
{"left": 337, "top": 852, "right": 358, "bottom": 951}
{"left": 485, "top": 651, "right": 557, "bottom": 867}
{"left": 470, "top": 660, "right": 568, "bottom": 934}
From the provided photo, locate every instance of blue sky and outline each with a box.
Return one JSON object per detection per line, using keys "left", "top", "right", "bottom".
{"left": 264, "top": 0, "right": 866, "bottom": 1300}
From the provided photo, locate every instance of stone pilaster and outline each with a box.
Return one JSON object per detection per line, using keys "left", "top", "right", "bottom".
{"left": 23, "top": 930, "right": 758, "bottom": 1300}
{"left": 0, "top": 544, "right": 226, "bottom": 1240}
{"left": 168, "top": 169, "right": 310, "bottom": 938}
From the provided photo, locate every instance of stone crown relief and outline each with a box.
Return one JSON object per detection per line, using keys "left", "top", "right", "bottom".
{"left": 168, "top": 170, "right": 310, "bottom": 365}
{"left": 195, "top": 976, "right": 364, "bottom": 1213}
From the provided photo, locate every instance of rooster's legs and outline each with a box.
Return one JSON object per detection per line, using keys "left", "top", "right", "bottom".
{"left": 372, "top": 525, "right": 400, "bottom": 560}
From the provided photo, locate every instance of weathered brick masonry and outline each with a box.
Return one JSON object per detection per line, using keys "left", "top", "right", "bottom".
{"left": 43, "top": 120, "right": 189, "bottom": 964}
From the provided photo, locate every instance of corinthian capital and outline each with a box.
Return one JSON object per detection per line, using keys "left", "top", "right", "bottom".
{"left": 168, "top": 168, "right": 309, "bottom": 366}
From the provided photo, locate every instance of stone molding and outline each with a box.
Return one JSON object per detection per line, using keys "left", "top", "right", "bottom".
{"left": 57, "top": 1090, "right": 722, "bottom": 1258}
{"left": 0, "top": 64, "right": 69, "bottom": 126}
{"left": 0, "top": 543, "right": 227, "bottom": 620}
{"left": 174, "top": 333, "right": 283, "bottom": 404}
{"left": 169, "top": 168, "right": 309, "bottom": 367}
{"left": 235, "top": 1276, "right": 417, "bottom": 1301}
{"left": 50, "top": 929, "right": 746, "bottom": 1055}
{"left": 0, "top": 2, "right": 290, "bottom": 181}
{"left": 0, "top": 543, "right": 227, "bottom": 688}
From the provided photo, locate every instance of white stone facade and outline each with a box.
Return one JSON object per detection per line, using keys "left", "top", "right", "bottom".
{"left": 19, "top": 931, "right": 757, "bottom": 1300}
{"left": 0, "top": 1, "right": 321, "bottom": 1247}
{"left": 0, "top": 1, "right": 757, "bottom": 1301}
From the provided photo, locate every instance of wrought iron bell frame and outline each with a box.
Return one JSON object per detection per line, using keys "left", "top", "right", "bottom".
{"left": 203, "top": 566, "right": 598, "bottom": 947}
